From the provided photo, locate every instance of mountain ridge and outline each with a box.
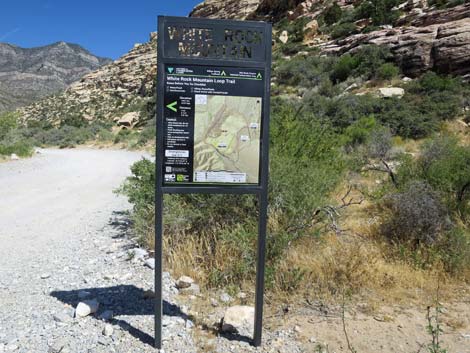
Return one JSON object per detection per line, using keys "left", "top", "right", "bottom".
{"left": 0, "top": 41, "right": 112, "bottom": 113}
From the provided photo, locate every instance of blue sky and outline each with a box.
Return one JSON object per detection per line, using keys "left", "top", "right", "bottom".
{"left": 0, "top": 0, "right": 202, "bottom": 59}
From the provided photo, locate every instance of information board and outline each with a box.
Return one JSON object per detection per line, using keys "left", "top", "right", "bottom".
{"left": 155, "top": 16, "right": 272, "bottom": 350}
{"left": 157, "top": 16, "right": 271, "bottom": 189}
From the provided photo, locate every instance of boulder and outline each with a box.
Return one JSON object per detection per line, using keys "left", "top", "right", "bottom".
{"left": 279, "top": 30, "right": 289, "bottom": 44}
{"left": 379, "top": 87, "right": 405, "bottom": 98}
{"left": 176, "top": 276, "right": 194, "bottom": 289}
{"left": 75, "top": 299, "right": 99, "bottom": 318}
{"left": 102, "top": 324, "right": 114, "bottom": 336}
{"left": 221, "top": 306, "right": 255, "bottom": 336}
{"left": 116, "top": 112, "right": 139, "bottom": 128}
{"left": 179, "top": 283, "right": 201, "bottom": 295}
{"left": 144, "top": 258, "right": 155, "bottom": 269}
{"left": 304, "top": 19, "right": 319, "bottom": 41}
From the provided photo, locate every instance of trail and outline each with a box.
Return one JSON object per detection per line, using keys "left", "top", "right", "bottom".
{"left": 0, "top": 149, "right": 195, "bottom": 353}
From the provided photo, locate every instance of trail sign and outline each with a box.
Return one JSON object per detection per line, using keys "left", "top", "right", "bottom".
{"left": 156, "top": 16, "right": 272, "bottom": 349}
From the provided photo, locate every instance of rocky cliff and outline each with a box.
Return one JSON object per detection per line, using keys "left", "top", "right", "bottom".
{"left": 19, "top": 34, "right": 157, "bottom": 125}
{"left": 319, "top": 3, "right": 470, "bottom": 79}
{"left": 0, "top": 42, "right": 111, "bottom": 113}
{"left": 191, "top": 0, "right": 470, "bottom": 79}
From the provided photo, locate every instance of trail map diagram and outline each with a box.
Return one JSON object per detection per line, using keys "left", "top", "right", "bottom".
{"left": 193, "top": 95, "right": 262, "bottom": 183}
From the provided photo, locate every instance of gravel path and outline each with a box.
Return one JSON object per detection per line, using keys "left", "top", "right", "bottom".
{"left": 0, "top": 148, "right": 308, "bottom": 353}
{"left": 0, "top": 149, "right": 196, "bottom": 353}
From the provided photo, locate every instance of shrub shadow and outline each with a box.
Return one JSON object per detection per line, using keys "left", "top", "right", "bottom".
{"left": 108, "top": 210, "right": 133, "bottom": 239}
{"left": 50, "top": 285, "right": 189, "bottom": 347}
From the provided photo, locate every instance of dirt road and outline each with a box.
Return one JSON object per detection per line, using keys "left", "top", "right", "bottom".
{"left": 0, "top": 149, "right": 195, "bottom": 353}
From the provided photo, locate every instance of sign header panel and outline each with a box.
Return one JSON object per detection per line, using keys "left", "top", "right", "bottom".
{"left": 157, "top": 17, "right": 271, "bottom": 188}
{"left": 162, "top": 20, "right": 267, "bottom": 62}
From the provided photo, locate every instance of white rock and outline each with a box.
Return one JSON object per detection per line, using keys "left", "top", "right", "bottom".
{"left": 220, "top": 292, "right": 233, "bottom": 303}
{"left": 102, "top": 324, "right": 114, "bottom": 336}
{"left": 237, "top": 292, "right": 247, "bottom": 300}
{"left": 279, "top": 30, "right": 289, "bottom": 44}
{"left": 116, "top": 112, "right": 139, "bottom": 128}
{"left": 221, "top": 306, "right": 255, "bottom": 336}
{"left": 75, "top": 299, "right": 99, "bottom": 318}
{"left": 176, "top": 276, "right": 194, "bottom": 289}
{"left": 180, "top": 283, "right": 200, "bottom": 295}
{"left": 210, "top": 298, "right": 219, "bottom": 307}
{"left": 129, "top": 248, "right": 148, "bottom": 261}
{"left": 402, "top": 76, "right": 413, "bottom": 82}
{"left": 379, "top": 87, "right": 405, "bottom": 98}
{"left": 144, "top": 258, "right": 155, "bottom": 269}
{"left": 40, "top": 273, "right": 51, "bottom": 279}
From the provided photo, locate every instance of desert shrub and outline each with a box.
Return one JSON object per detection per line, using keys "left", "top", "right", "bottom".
{"left": 330, "top": 22, "right": 357, "bottom": 39}
{"left": 353, "top": 45, "right": 394, "bottom": 78}
{"left": 376, "top": 63, "right": 399, "bottom": 80}
{"left": 330, "top": 54, "right": 359, "bottom": 83}
{"left": 119, "top": 104, "right": 347, "bottom": 290}
{"left": 323, "top": 2, "right": 343, "bottom": 25}
{"left": 0, "top": 140, "right": 34, "bottom": 157}
{"left": 137, "top": 124, "right": 156, "bottom": 146}
{"left": 380, "top": 181, "right": 451, "bottom": 246}
{"left": 343, "top": 115, "right": 378, "bottom": 148}
{"left": 60, "top": 112, "right": 88, "bottom": 128}
{"left": 0, "top": 112, "right": 19, "bottom": 139}
{"left": 408, "top": 71, "right": 462, "bottom": 95}
{"left": 330, "top": 46, "right": 394, "bottom": 82}
{"left": 354, "top": 0, "right": 400, "bottom": 25}
{"left": 275, "top": 54, "right": 335, "bottom": 87}
{"left": 276, "top": 17, "right": 309, "bottom": 43}
{"left": 113, "top": 129, "right": 132, "bottom": 144}
{"left": 366, "top": 126, "right": 393, "bottom": 159}
{"left": 418, "top": 137, "right": 470, "bottom": 220}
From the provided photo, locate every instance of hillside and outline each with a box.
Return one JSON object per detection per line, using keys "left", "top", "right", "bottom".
{"left": 0, "top": 42, "right": 111, "bottom": 113}
{"left": 16, "top": 1, "right": 470, "bottom": 127}
{"left": 18, "top": 34, "right": 156, "bottom": 127}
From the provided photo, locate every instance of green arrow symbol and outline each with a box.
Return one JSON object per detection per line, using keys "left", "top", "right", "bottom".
{"left": 166, "top": 101, "right": 178, "bottom": 112}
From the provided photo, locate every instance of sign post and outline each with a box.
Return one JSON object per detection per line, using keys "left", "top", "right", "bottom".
{"left": 155, "top": 16, "right": 272, "bottom": 349}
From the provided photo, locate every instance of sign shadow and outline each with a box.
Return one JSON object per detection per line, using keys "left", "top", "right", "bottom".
{"left": 50, "top": 285, "right": 189, "bottom": 347}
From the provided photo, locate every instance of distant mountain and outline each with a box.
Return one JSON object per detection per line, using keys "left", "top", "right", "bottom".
{"left": 0, "top": 42, "right": 112, "bottom": 113}
{"left": 19, "top": 34, "right": 156, "bottom": 126}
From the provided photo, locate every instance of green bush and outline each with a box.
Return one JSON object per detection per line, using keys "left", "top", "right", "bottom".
{"left": 330, "top": 54, "right": 359, "bottom": 82}
{"left": 354, "top": 0, "right": 400, "bottom": 25}
{"left": 330, "top": 22, "right": 357, "bottom": 39}
{"left": 376, "top": 63, "right": 399, "bottom": 80}
{"left": 119, "top": 104, "right": 347, "bottom": 289}
{"left": 323, "top": 3, "right": 343, "bottom": 25}
{"left": 0, "top": 140, "right": 34, "bottom": 157}
{"left": 0, "top": 112, "right": 19, "bottom": 139}
{"left": 343, "top": 115, "right": 378, "bottom": 148}
{"left": 379, "top": 136, "right": 470, "bottom": 273}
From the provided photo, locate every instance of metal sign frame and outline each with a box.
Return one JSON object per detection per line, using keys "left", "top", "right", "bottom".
{"left": 155, "top": 16, "right": 272, "bottom": 349}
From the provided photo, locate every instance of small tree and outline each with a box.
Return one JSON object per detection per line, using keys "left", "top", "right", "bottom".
{"left": 0, "top": 112, "right": 19, "bottom": 140}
